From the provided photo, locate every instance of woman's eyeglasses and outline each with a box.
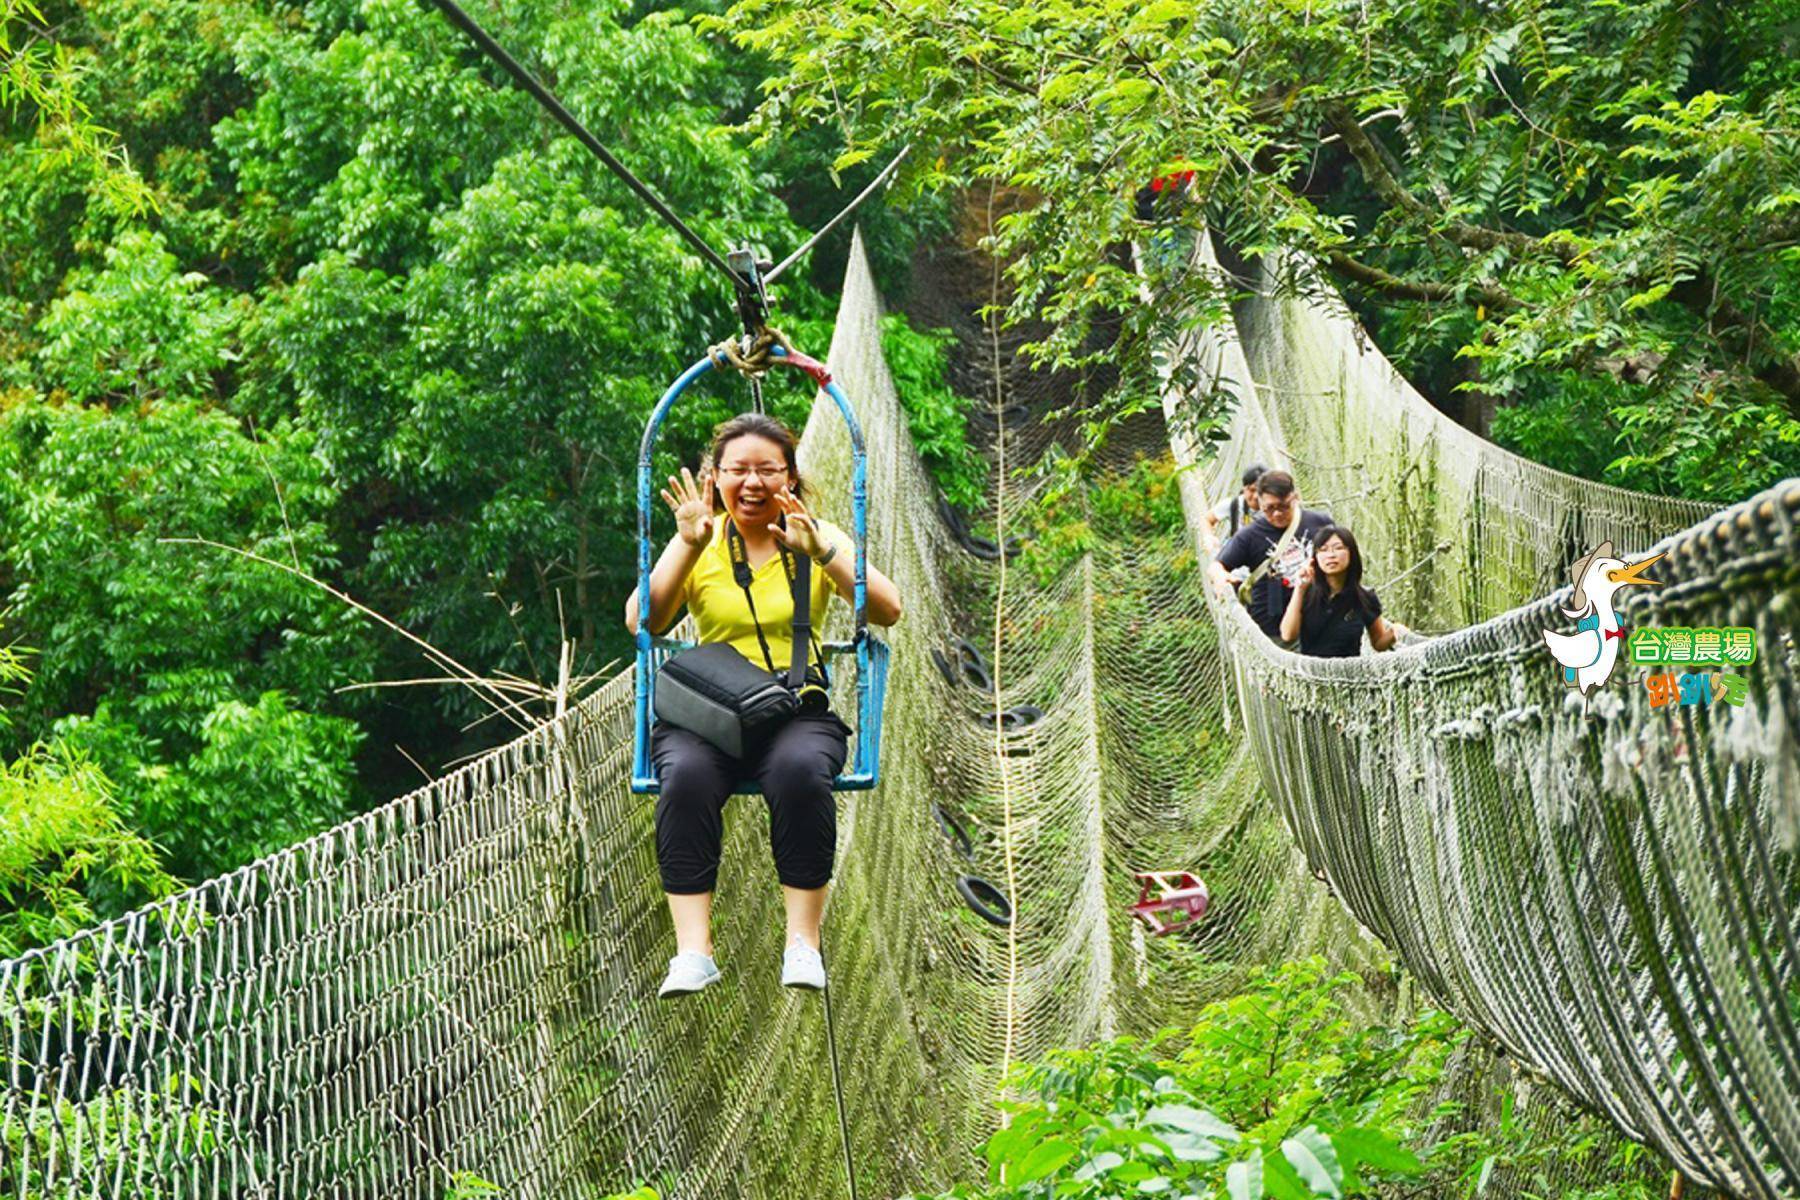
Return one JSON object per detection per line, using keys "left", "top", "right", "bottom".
{"left": 717, "top": 464, "right": 789, "bottom": 480}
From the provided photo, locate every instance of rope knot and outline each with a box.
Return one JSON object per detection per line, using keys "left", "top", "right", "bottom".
{"left": 708, "top": 327, "right": 793, "bottom": 378}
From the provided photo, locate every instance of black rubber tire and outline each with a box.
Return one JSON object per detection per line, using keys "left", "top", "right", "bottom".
{"left": 961, "top": 534, "right": 1002, "bottom": 561}
{"left": 930, "top": 648, "right": 960, "bottom": 688}
{"left": 960, "top": 533, "right": 1023, "bottom": 561}
{"left": 932, "top": 804, "right": 974, "bottom": 860}
{"left": 951, "top": 636, "right": 989, "bottom": 674}
{"left": 955, "top": 875, "right": 1013, "bottom": 926}
{"left": 969, "top": 705, "right": 1045, "bottom": 731}
{"left": 935, "top": 494, "right": 969, "bottom": 537}
{"left": 959, "top": 657, "right": 994, "bottom": 694}
{"left": 1005, "top": 705, "right": 1043, "bottom": 730}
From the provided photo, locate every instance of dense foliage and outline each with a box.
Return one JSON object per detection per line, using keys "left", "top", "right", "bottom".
{"left": 0, "top": 643, "right": 176, "bottom": 956}
{"left": 726, "top": 0, "right": 1800, "bottom": 500}
{"left": 0, "top": 0, "right": 931, "bottom": 930}
{"left": 915, "top": 960, "right": 1660, "bottom": 1200}
{"left": 881, "top": 313, "right": 989, "bottom": 510}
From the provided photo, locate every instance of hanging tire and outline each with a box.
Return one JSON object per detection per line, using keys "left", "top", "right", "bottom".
{"left": 932, "top": 804, "right": 974, "bottom": 860}
{"left": 931, "top": 648, "right": 960, "bottom": 688}
{"left": 959, "top": 657, "right": 994, "bottom": 694}
{"left": 950, "top": 636, "right": 994, "bottom": 692}
{"left": 952, "top": 636, "right": 989, "bottom": 673}
{"left": 935, "top": 494, "right": 969, "bottom": 537}
{"left": 962, "top": 534, "right": 1002, "bottom": 560}
{"left": 956, "top": 875, "right": 1013, "bottom": 926}
{"left": 960, "top": 533, "right": 1022, "bottom": 561}
{"left": 1000, "top": 705, "right": 1043, "bottom": 730}
{"left": 970, "top": 705, "right": 1044, "bottom": 732}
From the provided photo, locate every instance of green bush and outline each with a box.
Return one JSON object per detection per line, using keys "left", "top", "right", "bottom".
{"left": 880, "top": 314, "right": 988, "bottom": 511}
{"left": 909, "top": 960, "right": 1660, "bottom": 1200}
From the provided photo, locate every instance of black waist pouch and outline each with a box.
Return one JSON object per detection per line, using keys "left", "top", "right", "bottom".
{"left": 656, "top": 521, "right": 839, "bottom": 759}
{"left": 654, "top": 642, "right": 797, "bottom": 759}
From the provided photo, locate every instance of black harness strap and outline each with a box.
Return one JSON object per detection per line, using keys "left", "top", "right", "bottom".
{"left": 726, "top": 518, "right": 827, "bottom": 692}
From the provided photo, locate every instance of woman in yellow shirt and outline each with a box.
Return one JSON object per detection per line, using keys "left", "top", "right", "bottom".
{"left": 624, "top": 413, "right": 902, "bottom": 997}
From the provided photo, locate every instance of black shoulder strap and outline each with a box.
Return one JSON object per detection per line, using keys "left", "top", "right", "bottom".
{"left": 787, "top": 553, "right": 811, "bottom": 690}
{"left": 726, "top": 517, "right": 819, "bottom": 689}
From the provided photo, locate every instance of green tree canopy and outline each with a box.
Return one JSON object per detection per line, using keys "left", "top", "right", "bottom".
{"left": 725, "top": 0, "right": 1800, "bottom": 498}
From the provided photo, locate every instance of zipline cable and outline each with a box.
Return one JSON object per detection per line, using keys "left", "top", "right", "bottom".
{"left": 422, "top": 0, "right": 740, "bottom": 285}
{"left": 819, "top": 941, "right": 860, "bottom": 1200}
{"left": 424, "top": 0, "right": 912, "bottom": 320}
{"left": 763, "top": 145, "right": 912, "bottom": 284}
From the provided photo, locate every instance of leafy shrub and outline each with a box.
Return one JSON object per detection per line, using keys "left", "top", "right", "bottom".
{"left": 910, "top": 959, "right": 1660, "bottom": 1200}
{"left": 880, "top": 314, "right": 988, "bottom": 511}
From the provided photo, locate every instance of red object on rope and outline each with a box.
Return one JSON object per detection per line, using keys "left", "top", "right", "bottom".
{"left": 781, "top": 348, "right": 834, "bottom": 390}
{"left": 1150, "top": 170, "right": 1196, "bottom": 193}
{"left": 1127, "top": 870, "right": 1210, "bottom": 936}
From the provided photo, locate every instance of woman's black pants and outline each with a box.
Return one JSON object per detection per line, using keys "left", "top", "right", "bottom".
{"left": 651, "top": 711, "right": 851, "bottom": 894}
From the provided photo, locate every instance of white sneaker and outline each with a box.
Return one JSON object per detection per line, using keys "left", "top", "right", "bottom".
{"left": 658, "top": 951, "right": 720, "bottom": 999}
{"left": 781, "top": 938, "right": 826, "bottom": 990}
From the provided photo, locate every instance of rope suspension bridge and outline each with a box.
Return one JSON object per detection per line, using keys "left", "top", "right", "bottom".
{"left": 5, "top": 6, "right": 1799, "bottom": 1197}
{"left": 5, "top": 227, "right": 1797, "bottom": 1200}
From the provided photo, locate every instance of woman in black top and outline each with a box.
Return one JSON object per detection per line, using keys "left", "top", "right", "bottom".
{"left": 1279, "top": 525, "right": 1400, "bottom": 657}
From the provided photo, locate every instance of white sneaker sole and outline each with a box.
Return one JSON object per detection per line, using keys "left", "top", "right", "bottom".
{"left": 658, "top": 974, "right": 719, "bottom": 999}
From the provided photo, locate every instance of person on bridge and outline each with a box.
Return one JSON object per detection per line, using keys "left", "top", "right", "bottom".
{"left": 625, "top": 413, "right": 903, "bottom": 999}
{"left": 1205, "top": 463, "right": 1266, "bottom": 542}
{"left": 1207, "top": 470, "right": 1332, "bottom": 640}
{"left": 1279, "top": 525, "right": 1400, "bottom": 657}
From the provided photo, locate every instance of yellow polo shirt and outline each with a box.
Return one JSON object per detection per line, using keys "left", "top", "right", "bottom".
{"left": 682, "top": 519, "right": 852, "bottom": 671}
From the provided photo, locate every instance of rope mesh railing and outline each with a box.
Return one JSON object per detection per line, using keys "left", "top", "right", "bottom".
{"left": 3, "top": 225, "right": 1794, "bottom": 1200}
{"left": 1163, "top": 231, "right": 1798, "bottom": 1200}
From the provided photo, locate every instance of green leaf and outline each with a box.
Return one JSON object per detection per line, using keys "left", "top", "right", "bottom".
{"left": 1331, "top": 1127, "right": 1422, "bottom": 1176}
{"left": 1073, "top": 1151, "right": 1127, "bottom": 1182}
{"left": 1013, "top": 1138, "right": 1077, "bottom": 1183}
{"left": 1143, "top": 1105, "right": 1239, "bottom": 1142}
{"left": 1162, "top": 1131, "right": 1223, "bottom": 1163}
{"left": 831, "top": 146, "right": 875, "bottom": 172}
{"left": 1622, "top": 282, "right": 1672, "bottom": 312}
{"left": 1281, "top": 1127, "right": 1343, "bottom": 1197}
{"left": 1227, "top": 1154, "right": 1263, "bottom": 1200}
{"left": 1129, "top": 0, "right": 1188, "bottom": 30}
{"left": 1040, "top": 72, "right": 1093, "bottom": 104}
{"left": 1263, "top": 1151, "right": 1313, "bottom": 1200}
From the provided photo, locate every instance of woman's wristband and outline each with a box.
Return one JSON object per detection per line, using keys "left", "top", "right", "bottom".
{"left": 813, "top": 542, "right": 839, "bottom": 568}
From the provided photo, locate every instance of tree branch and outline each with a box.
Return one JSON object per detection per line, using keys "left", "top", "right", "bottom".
{"left": 1324, "top": 100, "right": 1571, "bottom": 265}
{"left": 1323, "top": 99, "right": 1800, "bottom": 415}
{"left": 1324, "top": 251, "right": 1520, "bottom": 312}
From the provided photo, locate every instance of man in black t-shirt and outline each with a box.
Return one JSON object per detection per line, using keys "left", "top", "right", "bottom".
{"left": 1206, "top": 471, "right": 1332, "bottom": 640}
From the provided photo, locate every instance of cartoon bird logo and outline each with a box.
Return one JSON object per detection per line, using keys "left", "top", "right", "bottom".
{"left": 1542, "top": 541, "right": 1664, "bottom": 699}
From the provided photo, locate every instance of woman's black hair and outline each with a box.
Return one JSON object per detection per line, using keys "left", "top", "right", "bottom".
{"left": 1303, "top": 524, "right": 1378, "bottom": 620}
{"left": 708, "top": 412, "right": 804, "bottom": 510}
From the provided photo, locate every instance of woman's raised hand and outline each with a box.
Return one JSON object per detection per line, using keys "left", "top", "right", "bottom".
{"left": 772, "top": 488, "right": 830, "bottom": 560}
{"left": 662, "top": 466, "right": 715, "bottom": 548}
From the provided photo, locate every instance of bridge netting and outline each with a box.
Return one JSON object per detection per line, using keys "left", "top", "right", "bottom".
{"left": 4, "top": 229, "right": 1795, "bottom": 1200}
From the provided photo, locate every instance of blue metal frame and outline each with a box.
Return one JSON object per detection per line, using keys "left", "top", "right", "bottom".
{"left": 631, "top": 347, "right": 888, "bottom": 794}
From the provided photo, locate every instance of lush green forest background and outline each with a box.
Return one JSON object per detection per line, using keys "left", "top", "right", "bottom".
{"left": 3, "top": 0, "right": 1797, "bottom": 951}
{"left": 0, "top": 0, "right": 951, "bottom": 945}
{"left": 4, "top": 3, "right": 1793, "bottom": 1196}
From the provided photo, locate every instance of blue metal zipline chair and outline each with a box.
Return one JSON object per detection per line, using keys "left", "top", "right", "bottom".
{"left": 630, "top": 343, "right": 889, "bottom": 794}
